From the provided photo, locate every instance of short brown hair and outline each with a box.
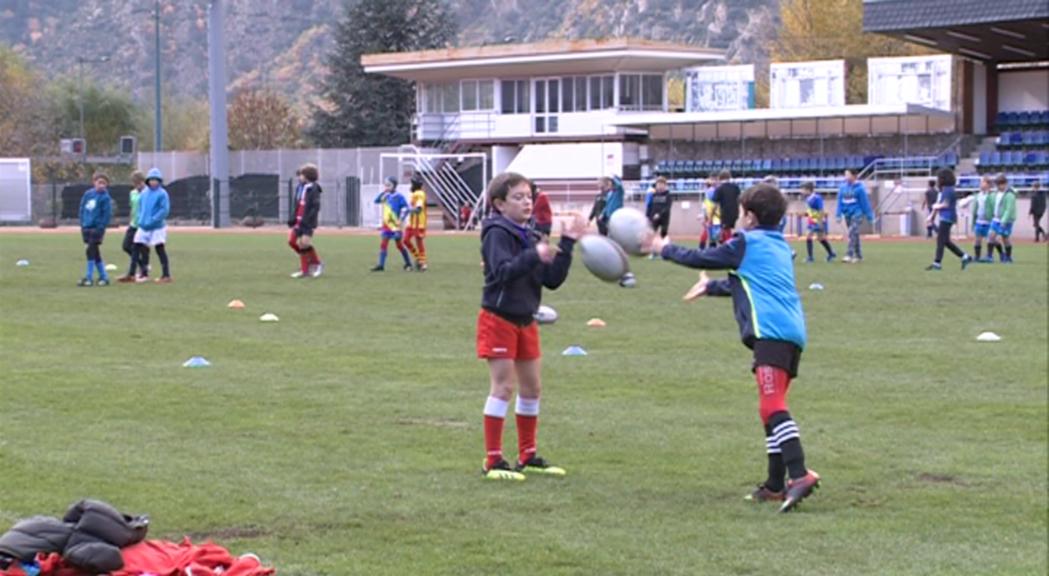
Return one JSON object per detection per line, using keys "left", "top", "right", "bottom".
{"left": 92, "top": 172, "right": 110, "bottom": 184}
{"left": 487, "top": 172, "right": 530, "bottom": 206}
{"left": 718, "top": 169, "right": 732, "bottom": 181}
{"left": 994, "top": 173, "right": 1008, "bottom": 185}
{"left": 655, "top": 176, "right": 667, "bottom": 185}
{"left": 131, "top": 170, "right": 145, "bottom": 184}
{"left": 800, "top": 181, "right": 815, "bottom": 191}
{"left": 740, "top": 183, "right": 787, "bottom": 227}
{"left": 937, "top": 168, "right": 956, "bottom": 188}
{"left": 300, "top": 163, "right": 319, "bottom": 182}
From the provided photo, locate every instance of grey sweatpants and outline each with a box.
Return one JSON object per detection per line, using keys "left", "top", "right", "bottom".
{"left": 846, "top": 214, "right": 863, "bottom": 259}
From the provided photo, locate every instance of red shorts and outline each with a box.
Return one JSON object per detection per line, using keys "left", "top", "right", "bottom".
{"left": 719, "top": 226, "right": 734, "bottom": 243}
{"left": 476, "top": 309, "right": 541, "bottom": 360}
{"left": 405, "top": 227, "right": 426, "bottom": 239}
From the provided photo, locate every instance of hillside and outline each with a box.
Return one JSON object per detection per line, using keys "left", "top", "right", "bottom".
{"left": 0, "top": 0, "right": 777, "bottom": 111}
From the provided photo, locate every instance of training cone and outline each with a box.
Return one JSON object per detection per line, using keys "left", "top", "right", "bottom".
{"left": 808, "top": 283, "right": 824, "bottom": 291}
{"left": 228, "top": 299, "right": 245, "bottom": 309}
{"left": 976, "top": 331, "right": 1001, "bottom": 342}
{"left": 259, "top": 313, "right": 279, "bottom": 322}
{"left": 16, "top": 259, "right": 29, "bottom": 267}
{"left": 586, "top": 318, "right": 607, "bottom": 328}
{"left": 561, "top": 345, "right": 588, "bottom": 356}
{"left": 105, "top": 264, "right": 118, "bottom": 272}
{"left": 182, "top": 356, "right": 211, "bottom": 368}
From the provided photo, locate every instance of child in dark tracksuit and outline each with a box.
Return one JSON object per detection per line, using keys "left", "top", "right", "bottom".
{"left": 77, "top": 172, "right": 113, "bottom": 287}
{"left": 476, "top": 172, "right": 586, "bottom": 481}
{"left": 648, "top": 183, "right": 820, "bottom": 513}
{"left": 287, "top": 163, "right": 324, "bottom": 278}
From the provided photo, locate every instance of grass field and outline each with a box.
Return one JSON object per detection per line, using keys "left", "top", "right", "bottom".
{"left": 0, "top": 231, "right": 1046, "bottom": 576}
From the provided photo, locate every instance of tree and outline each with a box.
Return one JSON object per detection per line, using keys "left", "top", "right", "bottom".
{"left": 134, "top": 96, "right": 210, "bottom": 152}
{"left": 0, "top": 47, "right": 54, "bottom": 158}
{"left": 47, "top": 78, "right": 139, "bottom": 155}
{"left": 308, "top": 0, "right": 457, "bottom": 147}
{"left": 228, "top": 89, "right": 303, "bottom": 150}
{"left": 771, "top": 0, "right": 930, "bottom": 104}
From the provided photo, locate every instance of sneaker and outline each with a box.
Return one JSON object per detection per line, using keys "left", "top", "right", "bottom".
{"left": 370, "top": 265, "right": 384, "bottom": 272}
{"left": 804, "top": 257, "right": 814, "bottom": 264}
{"left": 76, "top": 278, "right": 93, "bottom": 287}
{"left": 97, "top": 278, "right": 110, "bottom": 286}
{"left": 291, "top": 271, "right": 305, "bottom": 279}
{"left": 979, "top": 257, "right": 994, "bottom": 263}
{"left": 155, "top": 276, "right": 173, "bottom": 284}
{"left": 826, "top": 253, "right": 837, "bottom": 263}
{"left": 925, "top": 263, "right": 942, "bottom": 271}
{"left": 134, "top": 275, "right": 150, "bottom": 283}
{"left": 514, "top": 455, "right": 566, "bottom": 477}
{"left": 779, "top": 470, "right": 821, "bottom": 513}
{"left": 417, "top": 263, "right": 428, "bottom": 272}
{"left": 403, "top": 263, "right": 414, "bottom": 272}
{"left": 744, "top": 484, "right": 785, "bottom": 503}
{"left": 311, "top": 263, "right": 325, "bottom": 278}
{"left": 842, "top": 256, "right": 853, "bottom": 263}
{"left": 619, "top": 272, "right": 637, "bottom": 288}
{"left": 117, "top": 275, "right": 135, "bottom": 283}
{"left": 961, "top": 255, "right": 973, "bottom": 270}
{"left": 482, "top": 459, "right": 526, "bottom": 481}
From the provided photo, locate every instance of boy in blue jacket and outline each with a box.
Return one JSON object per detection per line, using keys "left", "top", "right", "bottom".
{"left": 477, "top": 172, "right": 586, "bottom": 481}
{"left": 834, "top": 170, "right": 874, "bottom": 263}
{"left": 77, "top": 172, "right": 113, "bottom": 286}
{"left": 647, "top": 183, "right": 820, "bottom": 513}
{"left": 134, "top": 168, "right": 172, "bottom": 283}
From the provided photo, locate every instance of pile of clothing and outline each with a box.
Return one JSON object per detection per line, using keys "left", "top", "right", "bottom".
{"left": 0, "top": 500, "right": 274, "bottom": 576}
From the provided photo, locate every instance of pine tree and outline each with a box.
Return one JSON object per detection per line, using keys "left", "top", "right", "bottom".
{"left": 309, "top": 0, "right": 456, "bottom": 147}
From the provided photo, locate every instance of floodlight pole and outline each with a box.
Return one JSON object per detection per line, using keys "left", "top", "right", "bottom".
{"left": 153, "top": 0, "right": 163, "bottom": 152}
{"left": 208, "top": 0, "right": 230, "bottom": 227}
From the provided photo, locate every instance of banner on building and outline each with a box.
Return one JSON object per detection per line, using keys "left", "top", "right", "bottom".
{"left": 684, "top": 65, "right": 755, "bottom": 112}
{"left": 770, "top": 60, "right": 846, "bottom": 108}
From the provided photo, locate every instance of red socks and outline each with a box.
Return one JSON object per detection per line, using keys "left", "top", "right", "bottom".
{"left": 756, "top": 365, "right": 791, "bottom": 424}
{"left": 299, "top": 252, "right": 310, "bottom": 274}
{"left": 483, "top": 396, "right": 541, "bottom": 468}
{"left": 515, "top": 397, "right": 539, "bottom": 464}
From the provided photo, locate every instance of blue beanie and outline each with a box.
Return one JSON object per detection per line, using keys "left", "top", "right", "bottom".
{"left": 146, "top": 168, "right": 163, "bottom": 184}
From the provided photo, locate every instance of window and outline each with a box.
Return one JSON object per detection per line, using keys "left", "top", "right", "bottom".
{"left": 619, "top": 74, "right": 641, "bottom": 110}
{"left": 440, "top": 83, "right": 459, "bottom": 113}
{"left": 642, "top": 74, "right": 663, "bottom": 111}
{"left": 479, "top": 80, "right": 494, "bottom": 110}
{"left": 601, "top": 76, "right": 614, "bottom": 109}
{"left": 574, "top": 77, "right": 588, "bottom": 111}
{"left": 562, "top": 76, "right": 574, "bottom": 112}
{"left": 462, "top": 80, "right": 478, "bottom": 111}
{"left": 589, "top": 76, "right": 602, "bottom": 110}
{"left": 500, "top": 80, "right": 530, "bottom": 114}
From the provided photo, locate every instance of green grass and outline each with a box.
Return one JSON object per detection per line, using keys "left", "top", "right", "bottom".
{"left": 1, "top": 232, "right": 1046, "bottom": 576}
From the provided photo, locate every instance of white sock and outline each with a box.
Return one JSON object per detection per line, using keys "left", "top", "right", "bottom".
{"left": 484, "top": 396, "right": 509, "bottom": 418}
{"left": 515, "top": 396, "right": 540, "bottom": 416}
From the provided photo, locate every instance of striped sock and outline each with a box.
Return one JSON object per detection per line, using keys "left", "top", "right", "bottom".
{"left": 515, "top": 396, "right": 539, "bottom": 465}
{"left": 769, "top": 412, "right": 807, "bottom": 480}
{"left": 764, "top": 424, "right": 786, "bottom": 492}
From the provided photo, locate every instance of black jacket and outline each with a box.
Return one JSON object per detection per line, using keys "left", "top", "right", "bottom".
{"left": 0, "top": 499, "right": 148, "bottom": 573}
{"left": 1030, "top": 189, "right": 1046, "bottom": 216}
{"left": 713, "top": 182, "right": 741, "bottom": 227}
{"left": 288, "top": 182, "right": 322, "bottom": 229}
{"left": 480, "top": 214, "right": 575, "bottom": 324}
{"left": 647, "top": 191, "right": 672, "bottom": 225}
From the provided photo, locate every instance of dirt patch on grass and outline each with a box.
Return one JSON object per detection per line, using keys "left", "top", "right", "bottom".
{"left": 917, "top": 472, "right": 966, "bottom": 486}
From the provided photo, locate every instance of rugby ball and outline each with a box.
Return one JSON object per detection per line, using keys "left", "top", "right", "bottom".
{"left": 579, "top": 234, "right": 630, "bottom": 283}
{"left": 535, "top": 305, "right": 558, "bottom": 325}
{"left": 607, "top": 207, "right": 653, "bottom": 256}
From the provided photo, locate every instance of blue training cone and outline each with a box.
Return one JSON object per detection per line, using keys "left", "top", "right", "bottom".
{"left": 182, "top": 356, "right": 211, "bottom": 368}
{"left": 561, "top": 346, "right": 588, "bottom": 356}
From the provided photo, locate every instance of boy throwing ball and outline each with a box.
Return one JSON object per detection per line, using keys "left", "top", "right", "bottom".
{"left": 646, "top": 183, "right": 820, "bottom": 512}
{"left": 477, "top": 172, "right": 586, "bottom": 481}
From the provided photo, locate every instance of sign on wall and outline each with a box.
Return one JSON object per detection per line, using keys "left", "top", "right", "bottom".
{"left": 684, "top": 65, "right": 755, "bottom": 112}
{"left": 868, "top": 55, "right": 952, "bottom": 111}
{"left": 770, "top": 60, "right": 846, "bottom": 108}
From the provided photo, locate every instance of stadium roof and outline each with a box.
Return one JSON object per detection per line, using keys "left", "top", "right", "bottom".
{"left": 863, "top": 0, "right": 1049, "bottom": 62}
{"left": 610, "top": 104, "right": 954, "bottom": 139}
{"left": 362, "top": 38, "right": 725, "bottom": 82}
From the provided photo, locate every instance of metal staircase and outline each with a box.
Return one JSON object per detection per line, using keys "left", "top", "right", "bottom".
{"left": 394, "top": 144, "right": 487, "bottom": 230}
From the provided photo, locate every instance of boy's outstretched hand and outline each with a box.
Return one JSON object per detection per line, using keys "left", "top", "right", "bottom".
{"left": 560, "top": 213, "right": 587, "bottom": 240}
{"left": 537, "top": 241, "right": 559, "bottom": 264}
{"left": 683, "top": 271, "right": 712, "bottom": 301}
{"left": 642, "top": 230, "right": 669, "bottom": 255}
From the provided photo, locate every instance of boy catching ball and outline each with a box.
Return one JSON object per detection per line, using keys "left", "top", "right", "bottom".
{"left": 646, "top": 183, "right": 820, "bottom": 512}
{"left": 477, "top": 172, "right": 586, "bottom": 481}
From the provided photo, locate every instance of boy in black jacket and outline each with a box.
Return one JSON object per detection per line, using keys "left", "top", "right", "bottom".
{"left": 287, "top": 164, "right": 324, "bottom": 278}
{"left": 477, "top": 172, "right": 586, "bottom": 481}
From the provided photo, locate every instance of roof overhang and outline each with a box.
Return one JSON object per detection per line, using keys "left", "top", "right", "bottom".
{"left": 611, "top": 104, "right": 954, "bottom": 128}
{"left": 363, "top": 38, "right": 725, "bottom": 82}
{"left": 863, "top": 0, "right": 1049, "bottom": 63}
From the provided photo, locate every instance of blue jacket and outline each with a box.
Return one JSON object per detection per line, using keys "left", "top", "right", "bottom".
{"left": 835, "top": 181, "right": 874, "bottom": 221}
{"left": 600, "top": 177, "right": 624, "bottom": 220}
{"left": 137, "top": 185, "right": 170, "bottom": 231}
{"left": 79, "top": 189, "right": 112, "bottom": 230}
{"left": 480, "top": 214, "right": 575, "bottom": 324}
{"left": 936, "top": 186, "right": 958, "bottom": 224}
{"left": 661, "top": 228, "right": 806, "bottom": 350}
